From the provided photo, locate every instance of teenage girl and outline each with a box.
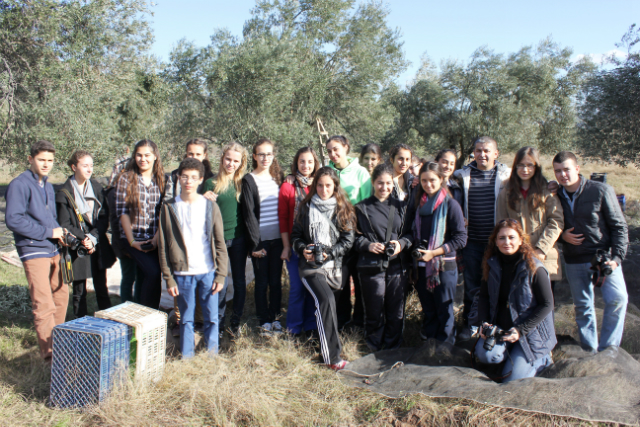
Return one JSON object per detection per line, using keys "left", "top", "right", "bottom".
{"left": 360, "top": 143, "right": 383, "bottom": 175}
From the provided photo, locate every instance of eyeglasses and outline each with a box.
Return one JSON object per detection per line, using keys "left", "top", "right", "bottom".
{"left": 516, "top": 164, "right": 536, "bottom": 171}
{"left": 179, "top": 175, "right": 200, "bottom": 182}
{"left": 256, "top": 153, "right": 274, "bottom": 159}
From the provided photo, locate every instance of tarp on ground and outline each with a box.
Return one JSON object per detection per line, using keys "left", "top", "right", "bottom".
{"left": 339, "top": 338, "right": 640, "bottom": 425}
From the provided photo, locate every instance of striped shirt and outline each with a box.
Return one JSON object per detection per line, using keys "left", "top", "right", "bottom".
{"left": 467, "top": 166, "right": 497, "bottom": 242}
{"left": 252, "top": 173, "right": 280, "bottom": 241}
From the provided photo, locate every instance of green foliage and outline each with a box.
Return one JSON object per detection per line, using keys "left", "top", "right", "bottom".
{"left": 578, "top": 24, "right": 640, "bottom": 167}
{"left": 0, "top": 0, "right": 170, "bottom": 173}
{"left": 385, "top": 39, "right": 595, "bottom": 167}
{"left": 164, "top": 0, "right": 407, "bottom": 164}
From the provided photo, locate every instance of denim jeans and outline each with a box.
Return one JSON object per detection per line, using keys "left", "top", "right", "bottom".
{"left": 475, "top": 339, "right": 552, "bottom": 383}
{"left": 285, "top": 251, "right": 317, "bottom": 334}
{"left": 118, "top": 256, "right": 144, "bottom": 304}
{"left": 227, "top": 236, "right": 248, "bottom": 327}
{"left": 251, "top": 238, "right": 284, "bottom": 325}
{"left": 175, "top": 272, "right": 219, "bottom": 358}
{"left": 462, "top": 240, "right": 487, "bottom": 328}
{"left": 565, "top": 262, "right": 628, "bottom": 351}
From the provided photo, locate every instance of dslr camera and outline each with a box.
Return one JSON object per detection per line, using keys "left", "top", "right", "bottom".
{"left": 384, "top": 242, "right": 396, "bottom": 258}
{"left": 411, "top": 240, "right": 429, "bottom": 260}
{"left": 482, "top": 324, "right": 506, "bottom": 351}
{"left": 308, "top": 240, "right": 326, "bottom": 266}
{"left": 63, "top": 232, "right": 88, "bottom": 258}
{"left": 590, "top": 249, "right": 613, "bottom": 288}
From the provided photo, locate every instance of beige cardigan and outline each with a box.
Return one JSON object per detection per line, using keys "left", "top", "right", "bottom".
{"left": 496, "top": 187, "right": 564, "bottom": 281}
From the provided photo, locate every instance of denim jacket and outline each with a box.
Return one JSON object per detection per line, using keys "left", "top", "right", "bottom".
{"left": 486, "top": 256, "right": 557, "bottom": 363}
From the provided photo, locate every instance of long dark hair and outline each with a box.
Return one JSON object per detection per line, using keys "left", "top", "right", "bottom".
{"left": 252, "top": 138, "right": 283, "bottom": 185}
{"left": 414, "top": 161, "right": 449, "bottom": 209}
{"left": 291, "top": 146, "right": 320, "bottom": 177}
{"left": 507, "top": 146, "right": 547, "bottom": 212}
{"left": 326, "top": 135, "right": 351, "bottom": 154}
{"left": 296, "top": 167, "right": 356, "bottom": 231}
{"left": 122, "top": 139, "right": 165, "bottom": 222}
{"left": 482, "top": 219, "right": 537, "bottom": 281}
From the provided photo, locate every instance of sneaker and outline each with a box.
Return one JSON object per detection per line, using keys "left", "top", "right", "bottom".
{"left": 329, "top": 360, "right": 349, "bottom": 371}
{"left": 171, "top": 324, "right": 181, "bottom": 337}
{"left": 260, "top": 323, "right": 273, "bottom": 337}
{"left": 271, "top": 320, "right": 284, "bottom": 334}
{"left": 419, "top": 331, "right": 428, "bottom": 342}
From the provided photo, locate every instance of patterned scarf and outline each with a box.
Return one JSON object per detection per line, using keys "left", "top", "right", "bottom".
{"left": 309, "top": 194, "right": 338, "bottom": 246}
{"left": 71, "top": 176, "right": 101, "bottom": 225}
{"left": 413, "top": 188, "right": 449, "bottom": 291}
{"left": 296, "top": 170, "right": 313, "bottom": 188}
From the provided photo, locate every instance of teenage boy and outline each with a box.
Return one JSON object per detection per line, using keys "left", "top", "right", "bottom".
{"left": 158, "top": 158, "right": 228, "bottom": 357}
{"left": 453, "top": 136, "right": 511, "bottom": 340}
{"left": 553, "top": 151, "right": 628, "bottom": 353}
{"left": 5, "top": 140, "right": 68, "bottom": 361}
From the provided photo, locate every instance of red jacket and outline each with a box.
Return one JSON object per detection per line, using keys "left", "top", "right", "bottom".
{"left": 279, "top": 181, "right": 309, "bottom": 235}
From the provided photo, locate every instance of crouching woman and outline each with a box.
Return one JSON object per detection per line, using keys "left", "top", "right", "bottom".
{"left": 475, "top": 219, "right": 556, "bottom": 383}
{"left": 291, "top": 167, "right": 356, "bottom": 370}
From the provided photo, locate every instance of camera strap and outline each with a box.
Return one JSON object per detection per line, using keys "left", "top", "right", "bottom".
{"left": 61, "top": 189, "right": 90, "bottom": 235}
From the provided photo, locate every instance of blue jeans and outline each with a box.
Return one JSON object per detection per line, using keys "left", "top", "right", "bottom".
{"left": 119, "top": 256, "right": 143, "bottom": 304}
{"left": 565, "top": 262, "right": 628, "bottom": 351}
{"left": 251, "top": 238, "right": 284, "bottom": 325}
{"left": 286, "top": 252, "right": 317, "bottom": 334}
{"left": 462, "top": 240, "right": 487, "bottom": 327}
{"left": 227, "top": 236, "right": 248, "bottom": 327}
{"left": 475, "top": 339, "right": 552, "bottom": 383}
{"left": 175, "top": 272, "right": 219, "bottom": 358}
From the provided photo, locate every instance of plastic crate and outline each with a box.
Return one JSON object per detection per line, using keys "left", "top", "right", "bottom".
{"left": 95, "top": 302, "right": 167, "bottom": 382}
{"left": 50, "top": 317, "right": 131, "bottom": 409}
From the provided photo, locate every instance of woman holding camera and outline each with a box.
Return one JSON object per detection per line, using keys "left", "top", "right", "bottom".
{"left": 405, "top": 162, "right": 466, "bottom": 344}
{"left": 56, "top": 150, "right": 116, "bottom": 317}
{"left": 355, "top": 163, "right": 411, "bottom": 351}
{"left": 291, "top": 167, "right": 355, "bottom": 370}
{"left": 475, "top": 219, "right": 555, "bottom": 383}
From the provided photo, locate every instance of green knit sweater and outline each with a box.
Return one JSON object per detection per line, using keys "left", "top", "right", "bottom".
{"left": 203, "top": 178, "right": 245, "bottom": 241}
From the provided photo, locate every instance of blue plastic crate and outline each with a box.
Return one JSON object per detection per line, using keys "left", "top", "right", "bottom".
{"left": 50, "top": 317, "right": 132, "bottom": 409}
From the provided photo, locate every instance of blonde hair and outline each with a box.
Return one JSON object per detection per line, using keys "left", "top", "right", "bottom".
{"left": 214, "top": 142, "right": 248, "bottom": 200}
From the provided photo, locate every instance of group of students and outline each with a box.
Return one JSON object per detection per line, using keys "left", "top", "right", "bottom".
{"left": 6, "top": 135, "right": 629, "bottom": 384}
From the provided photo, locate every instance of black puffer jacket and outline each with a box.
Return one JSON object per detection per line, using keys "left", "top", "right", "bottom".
{"left": 556, "top": 176, "right": 628, "bottom": 265}
{"left": 290, "top": 203, "right": 355, "bottom": 271}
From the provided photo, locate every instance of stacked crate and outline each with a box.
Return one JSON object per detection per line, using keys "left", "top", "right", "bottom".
{"left": 96, "top": 302, "right": 167, "bottom": 382}
{"left": 49, "top": 317, "right": 131, "bottom": 409}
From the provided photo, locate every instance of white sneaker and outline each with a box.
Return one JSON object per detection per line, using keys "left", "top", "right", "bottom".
{"left": 271, "top": 320, "right": 283, "bottom": 334}
{"left": 260, "top": 323, "right": 273, "bottom": 337}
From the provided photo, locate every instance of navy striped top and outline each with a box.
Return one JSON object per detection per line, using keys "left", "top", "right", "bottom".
{"left": 467, "top": 166, "right": 497, "bottom": 242}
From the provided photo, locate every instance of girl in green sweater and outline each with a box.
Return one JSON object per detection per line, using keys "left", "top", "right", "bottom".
{"left": 203, "top": 142, "right": 249, "bottom": 335}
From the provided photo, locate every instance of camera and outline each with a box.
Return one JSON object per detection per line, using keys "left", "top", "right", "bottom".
{"left": 384, "top": 242, "right": 396, "bottom": 258}
{"left": 482, "top": 324, "right": 505, "bottom": 351}
{"left": 308, "top": 240, "right": 326, "bottom": 266}
{"left": 411, "top": 240, "right": 429, "bottom": 260}
{"left": 63, "top": 232, "right": 88, "bottom": 258}
{"left": 590, "top": 249, "right": 613, "bottom": 288}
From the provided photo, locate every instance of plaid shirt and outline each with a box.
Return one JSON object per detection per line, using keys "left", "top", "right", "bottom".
{"left": 115, "top": 173, "right": 162, "bottom": 240}
{"left": 109, "top": 155, "right": 130, "bottom": 186}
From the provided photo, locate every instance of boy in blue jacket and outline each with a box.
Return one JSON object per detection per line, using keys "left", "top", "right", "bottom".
{"left": 5, "top": 140, "right": 68, "bottom": 361}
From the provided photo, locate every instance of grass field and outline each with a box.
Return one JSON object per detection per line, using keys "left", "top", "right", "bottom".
{"left": 0, "top": 153, "right": 637, "bottom": 426}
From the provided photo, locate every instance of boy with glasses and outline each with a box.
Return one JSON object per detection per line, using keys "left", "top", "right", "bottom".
{"left": 159, "top": 158, "right": 228, "bottom": 357}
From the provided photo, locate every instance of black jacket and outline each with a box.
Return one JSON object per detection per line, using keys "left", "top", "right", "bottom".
{"left": 391, "top": 170, "right": 416, "bottom": 221}
{"left": 105, "top": 186, "right": 127, "bottom": 259}
{"left": 56, "top": 178, "right": 116, "bottom": 280}
{"left": 290, "top": 204, "right": 355, "bottom": 271}
{"left": 354, "top": 196, "right": 412, "bottom": 268}
{"left": 556, "top": 176, "right": 628, "bottom": 265}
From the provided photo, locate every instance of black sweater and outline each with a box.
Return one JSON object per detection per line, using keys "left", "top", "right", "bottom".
{"left": 354, "top": 196, "right": 411, "bottom": 259}
{"left": 477, "top": 253, "right": 554, "bottom": 335}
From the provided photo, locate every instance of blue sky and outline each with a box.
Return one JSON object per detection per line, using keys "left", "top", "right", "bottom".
{"left": 149, "top": 0, "right": 638, "bottom": 86}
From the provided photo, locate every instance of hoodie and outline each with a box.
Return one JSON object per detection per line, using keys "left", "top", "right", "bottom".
{"left": 329, "top": 157, "right": 371, "bottom": 205}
